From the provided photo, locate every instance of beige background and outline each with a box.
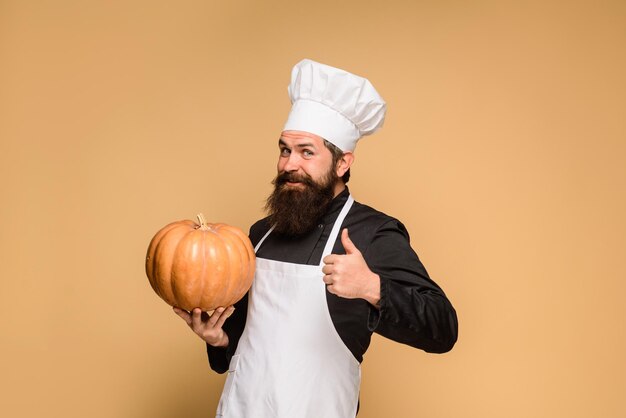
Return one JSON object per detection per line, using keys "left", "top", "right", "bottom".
{"left": 1, "top": 0, "right": 625, "bottom": 417}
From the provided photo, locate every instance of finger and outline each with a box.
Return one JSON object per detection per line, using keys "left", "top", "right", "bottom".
{"left": 191, "top": 308, "right": 203, "bottom": 330}
{"left": 322, "top": 264, "right": 334, "bottom": 275}
{"left": 322, "top": 274, "right": 333, "bottom": 285}
{"left": 173, "top": 307, "right": 192, "bottom": 326}
{"left": 341, "top": 228, "right": 360, "bottom": 255}
{"left": 323, "top": 254, "right": 337, "bottom": 265}
{"left": 326, "top": 283, "right": 338, "bottom": 295}
{"left": 208, "top": 307, "right": 226, "bottom": 327}
{"left": 214, "top": 306, "right": 235, "bottom": 329}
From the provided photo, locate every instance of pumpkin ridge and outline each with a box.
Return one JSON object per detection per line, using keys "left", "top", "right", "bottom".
{"left": 146, "top": 220, "right": 184, "bottom": 298}
{"left": 213, "top": 230, "right": 232, "bottom": 308}
{"left": 201, "top": 230, "right": 218, "bottom": 309}
{"left": 196, "top": 228, "right": 206, "bottom": 311}
{"left": 221, "top": 230, "right": 239, "bottom": 306}
{"left": 175, "top": 227, "right": 208, "bottom": 310}
{"left": 217, "top": 227, "right": 252, "bottom": 305}
{"left": 154, "top": 223, "right": 191, "bottom": 306}
{"left": 221, "top": 225, "right": 255, "bottom": 296}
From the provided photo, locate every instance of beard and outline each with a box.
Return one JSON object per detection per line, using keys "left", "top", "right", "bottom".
{"left": 265, "top": 168, "right": 338, "bottom": 236}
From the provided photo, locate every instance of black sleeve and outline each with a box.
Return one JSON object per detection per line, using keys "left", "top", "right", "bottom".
{"left": 205, "top": 292, "right": 249, "bottom": 373}
{"left": 364, "top": 220, "right": 458, "bottom": 353}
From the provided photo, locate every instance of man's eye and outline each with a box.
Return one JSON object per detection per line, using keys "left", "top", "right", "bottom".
{"left": 303, "top": 150, "right": 314, "bottom": 157}
{"left": 280, "top": 148, "right": 291, "bottom": 156}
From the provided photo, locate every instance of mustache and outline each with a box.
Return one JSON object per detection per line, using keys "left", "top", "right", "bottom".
{"left": 273, "top": 172, "right": 316, "bottom": 188}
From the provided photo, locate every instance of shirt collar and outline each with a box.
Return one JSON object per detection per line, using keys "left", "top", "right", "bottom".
{"left": 322, "top": 187, "right": 350, "bottom": 225}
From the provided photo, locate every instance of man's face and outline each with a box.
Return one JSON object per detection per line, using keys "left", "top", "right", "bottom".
{"left": 264, "top": 130, "right": 340, "bottom": 236}
{"left": 276, "top": 130, "right": 336, "bottom": 189}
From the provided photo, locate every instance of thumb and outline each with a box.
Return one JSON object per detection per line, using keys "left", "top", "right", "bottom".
{"left": 341, "top": 228, "right": 360, "bottom": 255}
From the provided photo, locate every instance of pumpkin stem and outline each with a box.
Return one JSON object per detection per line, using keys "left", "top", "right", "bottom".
{"left": 196, "top": 213, "right": 210, "bottom": 230}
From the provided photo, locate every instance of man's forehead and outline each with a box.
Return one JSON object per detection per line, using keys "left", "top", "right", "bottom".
{"left": 279, "top": 130, "right": 325, "bottom": 147}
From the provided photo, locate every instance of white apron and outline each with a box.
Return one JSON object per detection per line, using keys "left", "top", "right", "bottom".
{"left": 216, "top": 195, "right": 360, "bottom": 418}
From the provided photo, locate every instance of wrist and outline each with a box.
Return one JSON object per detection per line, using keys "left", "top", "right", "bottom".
{"left": 206, "top": 332, "right": 229, "bottom": 348}
{"left": 364, "top": 273, "right": 381, "bottom": 309}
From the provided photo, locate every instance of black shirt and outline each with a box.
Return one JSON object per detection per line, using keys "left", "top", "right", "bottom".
{"left": 207, "top": 187, "right": 458, "bottom": 372}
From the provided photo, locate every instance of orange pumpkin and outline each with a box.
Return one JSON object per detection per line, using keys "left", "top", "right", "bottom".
{"left": 145, "top": 214, "right": 255, "bottom": 311}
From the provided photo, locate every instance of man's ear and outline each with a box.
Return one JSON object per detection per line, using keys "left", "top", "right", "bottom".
{"left": 336, "top": 152, "right": 355, "bottom": 177}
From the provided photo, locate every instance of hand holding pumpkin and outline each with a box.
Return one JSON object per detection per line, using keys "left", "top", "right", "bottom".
{"left": 173, "top": 306, "right": 234, "bottom": 347}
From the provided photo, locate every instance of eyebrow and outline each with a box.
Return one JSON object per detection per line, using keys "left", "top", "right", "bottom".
{"left": 278, "top": 139, "right": 316, "bottom": 149}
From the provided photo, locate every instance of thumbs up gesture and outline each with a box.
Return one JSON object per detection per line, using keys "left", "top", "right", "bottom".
{"left": 322, "top": 229, "right": 381, "bottom": 307}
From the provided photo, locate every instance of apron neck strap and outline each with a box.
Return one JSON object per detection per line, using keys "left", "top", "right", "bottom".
{"left": 253, "top": 195, "right": 355, "bottom": 260}
{"left": 319, "top": 195, "right": 354, "bottom": 264}
{"left": 254, "top": 226, "right": 274, "bottom": 253}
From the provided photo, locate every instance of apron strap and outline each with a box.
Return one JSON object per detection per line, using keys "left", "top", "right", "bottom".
{"left": 254, "top": 226, "right": 275, "bottom": 253}
{"left": 319, "top": 195, "right": 354, "bottom": 265}
{"left": 253, "top": 195, "right": 355, "bottom": 260}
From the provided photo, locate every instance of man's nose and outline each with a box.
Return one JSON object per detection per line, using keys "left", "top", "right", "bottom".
{"left": 283, "top": 154, "right": 301, "bottom": 172}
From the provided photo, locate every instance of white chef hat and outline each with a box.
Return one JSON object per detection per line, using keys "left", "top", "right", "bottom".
{"left": 283, "top": 59, "right": 387, "bottom": 152}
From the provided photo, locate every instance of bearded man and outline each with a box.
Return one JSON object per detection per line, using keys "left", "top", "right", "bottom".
{"left": 174, "top": 59, "right": 458, "bottom": 418}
